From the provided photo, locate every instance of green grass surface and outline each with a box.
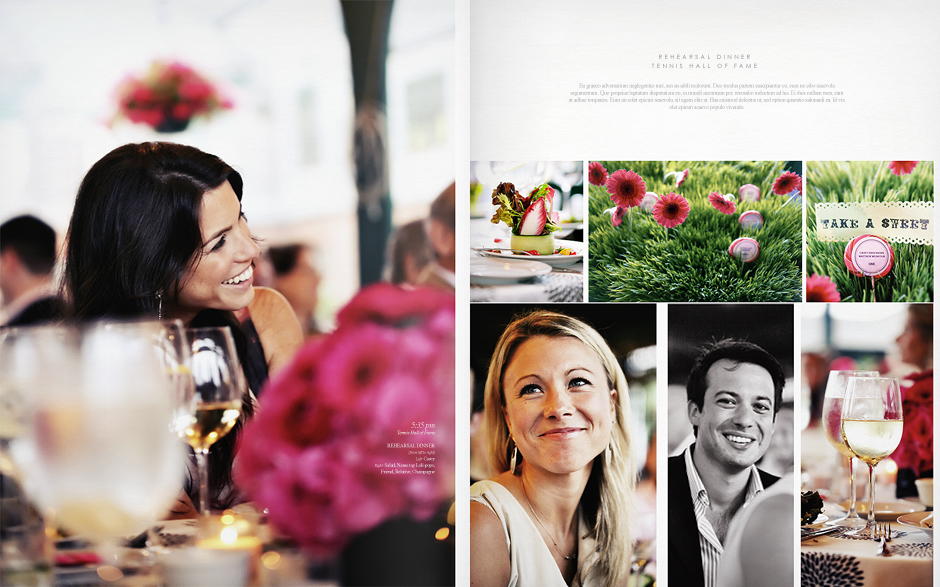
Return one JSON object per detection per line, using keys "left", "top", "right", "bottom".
{"left": 589, "top": 161, "right": 802, "bottom": 302}
{"left": 806, "top": 161, "right": 934, "bottom": 302}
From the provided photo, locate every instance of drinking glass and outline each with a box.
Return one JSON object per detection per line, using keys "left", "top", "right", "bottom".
{"left": 840, "top": 376, "right": 903, "bottom": 537}
{"left": 821, "top": 369, "right": 878, "bottom": 527}
{"left": 178, "top": 327, "right": 245, "bottom": 518}
{"left": 9, "top": 321, "right": 187, "bottom": 554}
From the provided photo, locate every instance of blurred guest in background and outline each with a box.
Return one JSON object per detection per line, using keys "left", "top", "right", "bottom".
{"left": 892, "top": 304, "right": 933, "bottom": 498}
{"left": 416, "top": 182, "right": 455, "bottom": 292}
{"left": 267, "top": 243, "right": 322, "bottom": 337}
{"left": 63, "top": 141, "right": 303, "bottom": 516}
{"left": 384, "top": 218, "right": 431, "bottom": 286}
{"left": 0, "top": 215, "right": 65, "bottom": 327}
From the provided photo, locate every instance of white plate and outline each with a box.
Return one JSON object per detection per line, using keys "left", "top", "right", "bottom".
{"left": 480, "top": 238, "right": 584, "bottom": 267}
{"left": 470, "top": 257, "right": 552, "bottom": 285}
{"left": 802, "top": 513, "right": 829, "bottom": 529}
{"left": 838, "top": 500, "right": 926, "bottom": 520}
{"left": 897, "top": 512, "right": 933, "bottom": 537}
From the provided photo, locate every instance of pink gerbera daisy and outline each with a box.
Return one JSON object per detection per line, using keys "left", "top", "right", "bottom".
{"left": 588, "top": 162, "right": 609, "bottom": 185}
{"left": 606, "top": 169, "right": 646, "bottom": 208}
{"left": 707, "top": 191, "right": 736, "bottom": 215}
{"left": 676, "top": 168, "right": 689, "bottom": 188}
{"left": 610, "top": 206, "right": 628, "bottom": 227}
{"left": 772, "top": 171, "right": 802, "bottom": 196}
{"left": 652, "top": 192, "right": 690, "bottom": 228}
{"left": 888, "top": 161, "right": 918, "bottom": 176}
{"left": 805, "top": 274, "right": 841, "bottom": 302}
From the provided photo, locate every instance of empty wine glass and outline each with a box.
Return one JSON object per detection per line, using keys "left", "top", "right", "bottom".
{"left": 841, "top": 376, "right": 903, "bottom": 537}
{"left": 177, "top": 327, "right": 245, "bottom": 518}
{"left": 821, "top": 369, "right": 878, "bottom": 527}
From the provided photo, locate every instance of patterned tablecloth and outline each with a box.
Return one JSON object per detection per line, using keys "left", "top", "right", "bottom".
{"left": 801, "top": 525, "right": 933, "bottom": 587}
{"left": 470, "top": 265, "right": 584, "bottom": 302}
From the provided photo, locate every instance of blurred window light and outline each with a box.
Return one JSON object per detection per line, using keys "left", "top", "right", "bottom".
{"left": 624, "top": 345, "right": 656, "bottom": 376}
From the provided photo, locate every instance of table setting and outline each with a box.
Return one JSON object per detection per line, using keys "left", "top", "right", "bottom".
{"left": 800, "top": 371, "right": 933, "bottom": 587}
{"left": 469, "top": 218, "right": 584, "bottom": 302}
{"left": 1, "top": 284, "right": 457, "bottom": 586}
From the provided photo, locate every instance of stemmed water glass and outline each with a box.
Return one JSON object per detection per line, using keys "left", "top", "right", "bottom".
{"left": 840, "top": 376, "right": 903, "bottom": 537}
{"left": 821, "top": 369, "right": 878, "bottom": 527}
{"left": 176, "top": 327, "right": 245, "bottom": 518}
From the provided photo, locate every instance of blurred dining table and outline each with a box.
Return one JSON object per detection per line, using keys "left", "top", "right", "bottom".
{"left": 469, "top": 218, "right": 585, "bottom": 303}
{"left": 800, "top": 504, "right": 933, "bottom": 587}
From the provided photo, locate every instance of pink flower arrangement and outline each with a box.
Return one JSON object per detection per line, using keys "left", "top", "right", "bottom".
{"left": 606, "top": 169, "right": 646, "bottom": 208}
{"left": 707, "top": 191, "right": 736, "bottom": 215}
{"left": 772, "top": 171, "right": 802, "bottom": 196}
{"left": 115, "top": 61, "right": 233, "bottom": 132}
{"left": 588, "top": 162, "right": 609, "bottom": 186}
{"left": 888, "top": 161, "right": 919, "bottom": 176}
{"left": 892, "top": 371, "right": 933, "bottom": 477}
{"left": 652, "top": 192, "right": 690, "bottom": 228}
{"left": 805, "top": 274, "right": 841, "bottom": 302}
{"left": 235, "top": 283, "right": 455, "bottom": 556}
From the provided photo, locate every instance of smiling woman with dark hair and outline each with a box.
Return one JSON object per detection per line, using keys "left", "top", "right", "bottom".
{"left": 63, "top": 141, "right": 303, "bottom": 515}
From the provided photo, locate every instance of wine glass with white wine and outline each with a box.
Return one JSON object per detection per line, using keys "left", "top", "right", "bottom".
{"left": 821, "top": 369, "right": 878, "bottom": 528}
{"left": 177, "top": 327, "right": 244, "bottom": 518}
{"left": 840, "top": 376, "right": 903, "bottom": 537}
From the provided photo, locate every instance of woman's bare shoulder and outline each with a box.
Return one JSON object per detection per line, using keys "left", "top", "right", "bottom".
{"left": 470, "top": 500, "right": 510, "bottom": 587}
{"left": 248, "top": 286, "right": 303, "bottom": 374}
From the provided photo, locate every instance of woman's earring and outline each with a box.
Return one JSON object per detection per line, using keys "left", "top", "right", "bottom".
{"left": 509, "top": 441, "right": 518, "bottom": 475}
{"left": 605, "top": 441, "right": 613, "bottom": 467}
{"left": 156, "top": 291, "right": 163, "bottom": 320}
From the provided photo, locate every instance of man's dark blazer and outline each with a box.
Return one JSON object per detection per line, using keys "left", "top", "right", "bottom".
{"left": 3, "top": 296, "right": 64, "bottom": 327}
{"left": 667, "top": 446, "right": 780, "bottom": 587}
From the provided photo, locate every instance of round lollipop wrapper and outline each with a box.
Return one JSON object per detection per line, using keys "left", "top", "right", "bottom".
{"left": 844, "top": 234, "right": 894, "bottom": 278}
{"left": 738, "top": 184, "right": 761, "bottom": 203}
{"left": 729, "top": 237, "right": 760, "bottom": 263}
{"left": 738, "top": 210, "right": 764, "bottom": 230}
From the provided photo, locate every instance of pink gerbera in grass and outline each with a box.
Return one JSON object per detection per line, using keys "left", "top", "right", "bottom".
{"left": 805, "top": 274, "right": 841, "bottom": 302}
{"left": 588, "top": 162, "right": 609, "bottom": 185}
{"left": 610, "top": 206, "right": 628, "bottom": 227}
{"left": 707, "top": 191, "right": 737, "bottom": 215}
{"left": 676, "top": 168, "right": 689, "bottom": 188}
{"left": 888, "top": 161, "right": 918, "bottom": 176}
{"left": 772, "top": 171, "right": 802, "bottom": 196}
{"left": 606, "top": 169, "right": 646, "bottom": 208}
{"left": 652, "top": 192, "right": 690, "bottom": 228}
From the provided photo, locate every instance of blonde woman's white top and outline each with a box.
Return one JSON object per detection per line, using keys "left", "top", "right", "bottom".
{"left": 470, "top": 479, "right": 602, "bottom": 587}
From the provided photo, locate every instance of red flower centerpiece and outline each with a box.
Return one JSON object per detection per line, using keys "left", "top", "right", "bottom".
{"left": 772, "top": 171, "right": 802, "bottom": 196}
{"left": 235, "top": 283, "right": 455, "bottom": 556}
{"left": 892, "top": 371, "right": 933, "bottom": 478}
{"left": 652, "top": 192, "right": 690, "bottom": 228}
{"left": 115, "top": 61, "right": 233, "bottom": 133}
{"left": 588, "top": 162, "right": 609, "bottom": 186}
{"left": 888, "top": 161, "right": 919, "bottom": 176}
{"left": 805, "top": 274, "right": 841, "bottom": 302}
{"left": 708, "top": 191, "right": 737, "bottom": 215}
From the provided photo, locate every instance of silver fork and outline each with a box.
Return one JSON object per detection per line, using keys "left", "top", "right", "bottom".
{"left": 874, "top": 522, "right": 890, "bottom": 556}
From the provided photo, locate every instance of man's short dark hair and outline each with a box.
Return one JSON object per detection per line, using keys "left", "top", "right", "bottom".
{"left": 0, "top": 215, "right": 57, "bottom": 275}
{"left": 686, "top": 338, "right": 785, "bottom": 417}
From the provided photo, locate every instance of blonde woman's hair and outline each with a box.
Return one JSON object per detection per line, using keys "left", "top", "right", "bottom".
{"left": 483, "top": 309, "right": 637, "bottom": 586}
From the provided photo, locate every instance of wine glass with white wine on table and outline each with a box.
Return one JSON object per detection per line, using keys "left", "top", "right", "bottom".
{"left": 821, "top": 370, "right": 878, "bottom": 528}
{"left": 178, "top": 327, "right": 244, "bottom": 518}
{"left": 840, "top": 376, "right": 903, "bottom": 538}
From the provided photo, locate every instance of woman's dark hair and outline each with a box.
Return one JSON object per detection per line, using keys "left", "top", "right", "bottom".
{"left": 64, "top": 142, "right": 254, "bottom": 512}
{"left": 64, "top": 142, "right": 243, "bottom": 319}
